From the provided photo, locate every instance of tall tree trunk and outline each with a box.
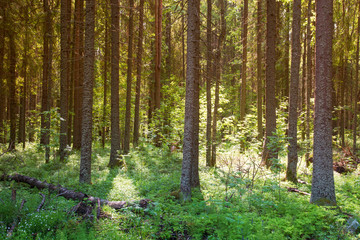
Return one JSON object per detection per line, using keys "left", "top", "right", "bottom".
{"left": 19, "top": 8, "right": 29, "bottom": 149}
{"left": 102, "top": 16, "right": 109, "bottom": 148}
{"left": 180, "top": 0, "right": 200, "bottom": 201}
{"left": 133, "top": 0, "right": 144, "bottom": 147}
{"left": 353, "top": 1, "right": 360, "bottom": 153}
{"left": 257, "top": 0, "right": 263, "bottom": 140}
{"left": 262, "top": 0, "right": 278, "bottom": 167}
{"left": 205, "top": 0, "right": 212, "bottom": 166}
{"left": 73, "top": 0, "right": 84, "bottom": 150}
{"left": 301, "top": 33, "right": 307, "bottom": 140}
{"left": 124, "top": 0, "right": 134, "bottom": 154}
{"left": 0, "top": 3, "right": 5, "bottom": 144}
{"left": 79, "top": 0, "right": 95, "bottom": 184}
{"left": 240, "top": 0, "right": 248, "bottom": 122}
{"left": 283, "top": 3, "right": 290, "bottom": 100}
{"left": 310, "top": 0, "right": 336, "bottom": 206}
{"left": 41, "top": 0, "right": 53, "bottom": 162}
{"left": 210, "top": 0, "right": 226, "bottom": 167}
{"left": 154, "top": 0, "right": 162, "bottom": 110}
{"left": 286, "top": 0, "right": 301, "bottom": 183}
{"left": 109, "top": 0, "right": 121, "bottom": 167}
{"left": 8, "top": 31, "right": 16, "bottom": 151}
{"left": 60, "top": 0, "right": 71, "bottom": 160}
{"left": 305, "top": 0, "right": 312, "bottom": 158}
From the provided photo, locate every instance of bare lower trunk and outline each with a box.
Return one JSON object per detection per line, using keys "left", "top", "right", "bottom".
{"left": 310, "top": 0, "right": 336, "bottom": 206}
{"left": 79, "top": 0, "right": 95, "bottom": 184}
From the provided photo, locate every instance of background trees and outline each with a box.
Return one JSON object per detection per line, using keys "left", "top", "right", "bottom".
{"left": 0, "top": 0, "right": 359, "bottom": 206}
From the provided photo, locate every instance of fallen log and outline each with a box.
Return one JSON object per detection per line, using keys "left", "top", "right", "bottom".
{"left": 0, "top": 173, "right": 151, "bottom": 210}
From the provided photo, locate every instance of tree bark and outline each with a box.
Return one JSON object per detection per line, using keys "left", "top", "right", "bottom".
{"left": 79, "top": 0, "right": 95, "bottom": 184}
{"left": 0, "top": 3, "right": 5, "bottom": 144}
{"left": 154, "top": 0, "right": 162, "bottom": 111}
{"left": 102, "top": 14, "right": 109, "bottom": 148}
{"left": 353, "top": 1, "right": 360, "bottom": 153}
{"left": 8, "top": 30, "right": 16, "bottom": 151}
{"left": 41, "top": 0, "right": 53, "bottom": 162}
{"left": 19, "top": 8, "right": 28, "bottom": 149}
{"left": 286, "top": 0, "right": 301, "bottom": 183}
{"left": 133, "top": 0, "right": 144, "bottom": 147}
{"left": 73, "top": 0, "right": 84, "bottom": 150}
{"left": 181, "top": 0, "right": 200, "bottom": 201}
{"left": 257, "top": 0, "right": 263, "bottom": 140}
{"left": 109, "top": 0, "right": 121, "bottom": 167}
{"left": 205, "top": 0, "right": 212, "bottom": 166}
{"left": 310, "top": 0, "right": 336, "bottom": 206}
{"left": 262, "top": 0, "right": 278, "bottom": 167}
{"left": 60, "top": 0, "right": 71, "bottom": 160}
{"left": 305, "top": 0, "right": 312, "bottom": 158}
{"left": 240, "top": 0, "right": 248, "bottom": 122}
{"left": 124, "top": 0, "right": 134, "bottom": 154}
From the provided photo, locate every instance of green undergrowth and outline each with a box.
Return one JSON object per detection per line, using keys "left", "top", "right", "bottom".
{"left": 0, "top": 142, "right": 360, "bottom": 239}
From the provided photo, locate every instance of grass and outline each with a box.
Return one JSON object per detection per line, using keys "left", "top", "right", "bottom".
{"left": 0, "top": 141, "right": 360, "bottom": 239}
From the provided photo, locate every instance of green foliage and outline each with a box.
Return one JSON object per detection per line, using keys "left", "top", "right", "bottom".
{"left": 0, "top": 142, "right": 360, "bottom": 239}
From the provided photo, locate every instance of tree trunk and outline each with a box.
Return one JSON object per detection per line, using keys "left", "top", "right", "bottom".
{"left": 19, "top": 8, "right": 28, "bottom": 149}
{"left": 8, "top": 30, "right": 16, "bottom": 151}
{"left": 79, "top": 0, "right": 95, "bottom": 184}
{"left": 102, "top": 16, "right": 109, "bottom": 148}
{"left": 109, "top": 0, "right": 121, "bottom": 167}
{"left": 257, "top": 0, "right": 263, "bottom": 141}
{"left": 154, "top": 0, "right": 162, "bottom": 110}
{"left": 0, "top": 3, "right": 5, "bottom": 144}
{"left": 133, "top": 0, "right": 144, "bottom": 147}
{"left": 124, "top": 0, "right": 134, "bottom": 154}
{"left": 353, "top": 1, "right": 360, "bottom": 154}
{"left": 286, "top": 0, "right": 301, "bottom": 183}
{"left": 73, "top": 0, "right": 84, "bottom": 150}
{"left": 262, "top": 0, "right": 278, "bottom": 167}
{"left": 60, "top": 0, "right": 71, "bottom": 160}
{"left": 205, "top": 0, "right": 212, "bottom": 166}
{"left": 310, "top": 0, "right": 336, "bottom": 206}
{"left": 240, "top": 0, "right": 248, "bottom": 122}
{"left": 305, "top": 0, "right": 312, "bottom": 158}
{"left": 180, "top": 0, "right": 200, "bottom": 201}
{"left": 210, "top": 0, "right": 226, "bottom": 167}
{"left": 41, "top": 0, "right": 53, "bottom": 162}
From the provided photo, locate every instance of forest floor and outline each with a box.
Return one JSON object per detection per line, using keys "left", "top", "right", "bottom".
{"left": 0, "top": 142, "right": 360, "bottom": 239}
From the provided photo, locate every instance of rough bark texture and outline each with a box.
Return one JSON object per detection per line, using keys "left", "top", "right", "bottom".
{"left": 0, "top": 3, "right": 5, "bottom": 144}
{"left": 79, "top": 0, "right": 95, "bottom": 184}
{"left": 310, "top": 0, "right": 336, "bottom": 206}
{"left": 41, "top": 0, "right": 53, "bottom": 162}
{"left": 305, "top": 0, "right": 312, "bottom": 155}
{"left": 19, "top": 9, "right": 28, "bottom": 149}
{"left": 60, "top": 0, "right": 71, "bottom": 160}
{"left": 73, "top": 0, "right": 84, "bottom": 150}
{"left": 286, "top": 0, "right": 301, "bottom": 183}
{"left": 205, "top": 0, "right": 212, "bottom": 167}
{"left": 354, "top": 2, "right": 360, "bottom": 153}
{"left": 102, "top": 16, "right": 109, "bottom": 148}
{"left": 124, "top": 0, "right": 134, "bottom": 154}
{"left": 240, "top": 0, "right": 248, "bottom": 122}
{"left": 133, "top": 0, "right": 144, "bottom": 147}
{"left": 8, "top": 31, "right": 16, "bottom": 151}
{"left": 262, "top": 0, "right": 278, "bottom": 167}
{"left": 181, "top": 0, "right": 200, "bottom": 201}
{"left": 1, "top": 174, "right": 151, "bottom": 210}
{"left": 109, "top": 0, "right": 121, "bottom": 167}
{"left": 154, "top": 0, "right": 162, "bottom": 111}
{"left": 257, "top": 0, "right": 263, "bottom": 140}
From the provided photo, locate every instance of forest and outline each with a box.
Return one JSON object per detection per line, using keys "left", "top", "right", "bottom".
{"left": 1, "top": 0, "right": 360, "bottom": 239}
